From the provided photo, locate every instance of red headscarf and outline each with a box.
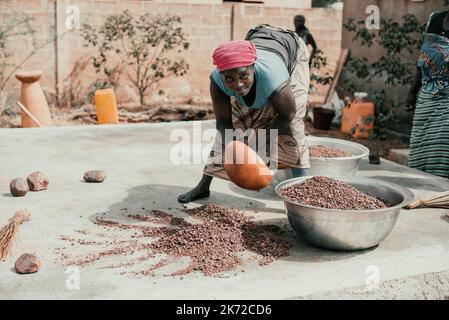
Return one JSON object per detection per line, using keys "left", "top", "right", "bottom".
{"left": 212, "top": 40, "right": 257, "bottom": 72}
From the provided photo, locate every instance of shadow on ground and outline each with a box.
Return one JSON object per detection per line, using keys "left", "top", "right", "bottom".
{"left": 357, "top": 162, "right": 449, "bottom": 193}
{"left": 227, "top": 181, "right": 282, "bottom": 202}
{"left": 87, "top": 184, "right": 275, "bottom": 226}
{"left": 371, "top": 176, "right": 448, "bottom": 193}
{"left": 261, "top": 217, "right": 377, "bottom": 263}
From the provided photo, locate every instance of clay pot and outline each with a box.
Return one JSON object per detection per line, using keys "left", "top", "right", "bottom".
{"left": 224, "top": 141, "right": 273, "bottom": 190}
{"left": 313, "top": 107, "right": 335, "bottom": 130}
{"left": 15, "top": 70, "right": 52, "bottom": 128}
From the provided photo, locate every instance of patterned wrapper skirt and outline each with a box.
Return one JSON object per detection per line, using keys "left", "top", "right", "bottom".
{"left": 408, "top": 86, "right": 449, "bottom": 178}
{"left": 204, "top": 39, "right": 311, "bottom": 181}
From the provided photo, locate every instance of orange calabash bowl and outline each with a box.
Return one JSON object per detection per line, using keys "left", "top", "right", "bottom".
{"left": 224, "top": 141, "right": 273, "bottom": 190}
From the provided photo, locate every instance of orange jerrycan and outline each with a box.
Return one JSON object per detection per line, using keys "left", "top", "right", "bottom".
{"left": 94, "top": 88, "right": 119, "bottom": 124}
{"left": 341, "top": 92, "right": 374, "bottom": 139}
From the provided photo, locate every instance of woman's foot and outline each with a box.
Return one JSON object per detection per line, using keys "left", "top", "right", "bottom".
{"left": 178, "top": 186, "right": 210, "bottom": 203}
{"left": 178, "top": 174, "right": 213, "bottom": 203}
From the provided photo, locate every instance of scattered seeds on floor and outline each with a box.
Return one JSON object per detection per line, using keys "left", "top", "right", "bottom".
{"left": 54, "top": 204, "right": 292, "bottom": 277}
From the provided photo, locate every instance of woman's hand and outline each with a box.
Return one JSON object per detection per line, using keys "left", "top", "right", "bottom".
{"left": 404, "top": 92, "right": 417, "bottom": 111}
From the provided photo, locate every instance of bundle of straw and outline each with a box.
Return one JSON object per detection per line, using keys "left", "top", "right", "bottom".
{"left": 0, "top": 209, "right": 31, "bottom": 260}
{"left": 406, "top": 191, "right": 449, "bottom": 209}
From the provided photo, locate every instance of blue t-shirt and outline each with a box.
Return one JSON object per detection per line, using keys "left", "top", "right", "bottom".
{"left": 210, "top": 49, "right": 290, "bottom": 109}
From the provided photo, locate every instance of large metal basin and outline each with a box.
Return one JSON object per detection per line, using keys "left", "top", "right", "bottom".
{"left": 308, "top": 137, "right": 369, "bottom": 176}
{"left": 275, "top": 176, "right": 414, "bottom": 251}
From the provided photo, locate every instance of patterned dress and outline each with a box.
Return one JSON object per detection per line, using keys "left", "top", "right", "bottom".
{"left": 408, "top": 12, "right": 449, "bottom": 178}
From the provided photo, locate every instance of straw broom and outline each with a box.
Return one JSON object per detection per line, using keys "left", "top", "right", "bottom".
{"left": 0, "top": 209, "right": 31, "bottom": 260}
{"left": 405, "top": 190, "right": 449, "bottom": 209}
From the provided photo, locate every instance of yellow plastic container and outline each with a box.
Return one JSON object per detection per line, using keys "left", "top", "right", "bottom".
{"left": 94, "top": 88, "right": 119, "bottom": 124}
{"left": 341, "top": 92, "right": 374, "bottom": 139}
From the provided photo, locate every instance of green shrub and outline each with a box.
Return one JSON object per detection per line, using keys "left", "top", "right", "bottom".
{"left": 81, "top": 10, "right": 189, "bottom": 106}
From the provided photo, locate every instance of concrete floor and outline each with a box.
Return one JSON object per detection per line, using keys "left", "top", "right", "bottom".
{"left": 0, "top": 121, "right": 448, "bottom": 300}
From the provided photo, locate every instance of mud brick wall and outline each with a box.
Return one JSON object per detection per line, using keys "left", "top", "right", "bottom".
{"left": 0, "top": 0, "right": 342, "bottom": 107}
{"left": 0, "top": 0, "right": 57, "bottom": 101}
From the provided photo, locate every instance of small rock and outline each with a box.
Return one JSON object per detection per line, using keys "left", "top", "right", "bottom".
{"left": 15, "top": 253, "right": 41, "bottom": 274}
{"left": 9, "top": 178, "right": 29, "bottom": 197}
{"left": 27, "top": 171, "right": 49, "bottom": 191}
{"left": 83, "top": 170, "right": 107, "bottom": 183}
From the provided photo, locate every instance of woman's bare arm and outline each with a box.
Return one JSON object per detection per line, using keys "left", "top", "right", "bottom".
{"left": 268, "top": 85, "right": 296, "bottom": 132}
{"left": 405, "top": 67, "right": 422, "bottom": 111}
{"left": 210, "top": 80, "right": 233, "bottom": 142}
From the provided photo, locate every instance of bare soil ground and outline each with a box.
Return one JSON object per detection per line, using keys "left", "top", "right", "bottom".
{"left": 1, "top": 104, "right": 409, "bottom": 158}
{"left": 0, "top": 104, "right": 215, "bottom": 127}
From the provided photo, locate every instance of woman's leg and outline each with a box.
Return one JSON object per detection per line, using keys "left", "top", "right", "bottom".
{"left": 179, "top": 99, "right": 260, "bottom": 203}
{"left": 178, "top": 128, "right": 226, "bottom": 204}
{"left": 177, "top": 174, "right": 213, "bottom": 203}
{"left": 273, "top": 37, "right": 311, "bottom": 171}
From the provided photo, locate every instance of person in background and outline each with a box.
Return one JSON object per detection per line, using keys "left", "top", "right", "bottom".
{"left": 294, "top": 14, "right": 318, "bottom": 67}
{"left": 405, "top": 9, "right": 449, "bottom": 178}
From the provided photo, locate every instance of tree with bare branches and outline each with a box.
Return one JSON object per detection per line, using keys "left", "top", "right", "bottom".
{"left": 81, "top": 11, "right": 189, "bottom": 107}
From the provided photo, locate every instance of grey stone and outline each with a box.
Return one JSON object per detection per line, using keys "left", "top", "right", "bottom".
{"left": 84, "top": 170, "right": 107, "bottom": 183}
{"left": 27, "top": 171, "right": 49, "bottom": 191}
{"left": 15, "top": 253, "right": 41, "bottom": 274}
{"left": 9, "top": 178, "right": 29, "bottom": 197}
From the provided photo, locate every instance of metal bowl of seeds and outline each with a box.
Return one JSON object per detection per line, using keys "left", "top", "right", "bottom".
{"left": 307, "top": 137, "right": 369, "bottom": 176}
{"left": 275, "top": 176, "right": 414, "bottom": 251}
